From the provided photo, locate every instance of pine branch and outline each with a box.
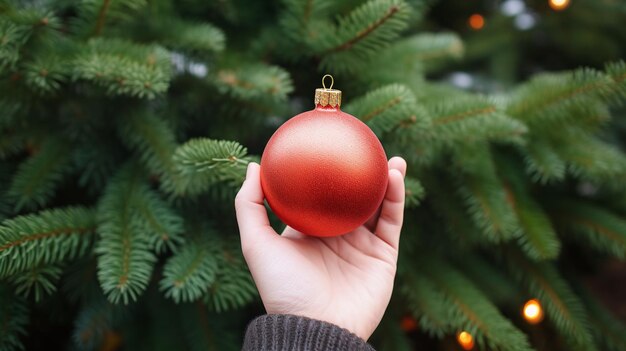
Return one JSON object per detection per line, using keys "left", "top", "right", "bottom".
{"left": 343, "top": 84, "right": 430, "bottom": 136}
{"left": 548, "top": 200, "right": 626, "bottom": 259}
{"left": 0, "top": 207, "right": 96, "bottom": 278}
{"left": 355, "top": 33, "right": 462, "bottom": 86}
{"left": 0, "top": 285, "right": 28, "bottom": 351}
{"left": 173, "top": 139, "right": 248, "bottom": 173}
{"left": 118, "top": 110, "right": 178, "bottom": 178}
{"left": 214, "top": 64, "right": 293, "bottom": 103}
{"left": 404, "top": 257, "right": 534, "bottom": 351}
{"left": 165, "top": 138, "right": 250, "bottom": 197}
{"left": 143, "top": 18, "right": 225, "bottom": 57}
{"left": 203, "top": 242, "right": 256, "bottom": 312}
{"left": 497, "top": 155, "right": 561, "bottom": 260}
{"left": 23, "top": 53, "right": 69, "bottom": 94}
{"left": 506, "top": 249, "right": 598, "bottom": 351}
{"left": 510, "top": 190, "right": 561, "bottom": 260}
{"left": 605, "top": 60, "right": 626, "bottom": 103}
{"left": 519, "top": 139, "right": 567, "bottom": 184}
{"left": 402, "top": 272, "right": 453, "bottom": 337}
{"left": 427, "top": 262, "right": 533, "bottom": 351}
{"left": 278, "top": 0, "right": 334, "bottom": 52}
{"left": 507, "top": 64, "right": 626, "bottom": 122}
{"left": 73, "top": 38, "right": 171, "bottom": 99}
{"left": 134, "top": 189, "right": 185, "bottom": 254}
{"left": 454, "top": 143, "right": 521, "bottom": 242}
{"left": 7, "top": 137, "right": 74, "bottom": 211}
{"left": 96, "top": 162, "right": 183, "bottom": 302}
{"left": 404, "top": 176, "right": 424, "bottom": 208}
{"left": 557, "top": 135, "right": 626, "bottom": 185}
{"left": 318, "top": 0, "right": 412, "bottom": 73}
{"left": 326, "top": 5, "right": 401, "bottom": 54}
{"left": 93, "top": 0, "right": 112, "bottom": 36}
{"left": 410, "top": 33, "right": 463, "bottom": 63}
{"left": 9, "top": 264, "right": 63, "bottom": 302}
{"left": 426, "top": 95, "right": 527, "bottom": 147}
{"left": 0, "top": 18, "right": 31, "bottom": 73}
{"left": 95, "top": 164, "right": 157, "bottom": 304}
{"left": 160, "top": 239, "right": 219, "bottom": 303}
{"left": 520, "top": 97, "right": 610, "bottom": 135}
{"left": 573, "top": 280, "right": 626, "bottom": 351}
{"left": 72, "top": 0, "right": 146, "bottom": 37}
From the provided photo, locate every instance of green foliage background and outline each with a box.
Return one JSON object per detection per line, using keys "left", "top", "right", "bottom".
{"left": 1, "top": 0, "right": 626, "bottom": 350}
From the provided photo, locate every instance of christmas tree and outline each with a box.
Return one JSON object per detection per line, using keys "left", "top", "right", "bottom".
{"left": 1, "top": 0, "right": 626, "bottom": 350}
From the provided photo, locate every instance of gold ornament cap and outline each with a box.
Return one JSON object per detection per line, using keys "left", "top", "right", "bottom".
{"left": 315, "top": 74, "right": 342, "bottom": 108}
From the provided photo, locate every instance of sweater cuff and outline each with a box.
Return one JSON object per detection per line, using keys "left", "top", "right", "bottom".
{"left": 242, "top": 314, "right": 375, "bottom": 351}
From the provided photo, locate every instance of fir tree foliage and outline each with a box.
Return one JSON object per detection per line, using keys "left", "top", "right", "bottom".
{"left": 404, "top": 176, "right": 424, "bottom": 208}
{"left": 214, "top": 64, "right": 293, "bottom": 103}
{"left": 507, "top": 250, "right": 598, "bottom": 351}
{"left": 0, "top": 0, "right": 625, "bottom": 349}
{"left": 454, "top": 143, "right": 521, "bottom": 242}
{"left": 202, "top": 240, "right": 257, "bottom": 313}
{"left": 0, "top": 207, "right": 95, "bottom": 279}
{"left": 73, "top": 38, "right": 171, "bottom": 99}
{"left": 0, "top": 17, "right": 30, "bottom": 73}
{"left": 497, "top": 155, "right": 561, "bottom": 260}
{"left": 9, "top": 264, "right": 63, "bottom": 302}
{"left": 96, "top": 163, "right": 183, "bottom": 304}
{"left": 405, "top": 32, "right": 463, "bottom": 70}
{"left": 7, "top": 138, "right": 74, "bottom": 211}
{"left": 160, "top": 238, "right": 219, "bottom": 303}
{"left": 141, "top": 17, "right": 225, "bottom": 57}
{"left": 71, "top": 0, "right": 147, "bottom": 37}
{"left": 403, "top": 257, "right": 534, "bottom": 351}
{"left": 0, "top": 285, "right": 28, "bottom": 351}
{"left": 317, "top": 0, "right": 412, "bottom": 73}
{"left": 574, "top": 281, "right": 626, "bottom": 351}
{"left": 549, "top": 200, "right": 626, "bottom": 259}
{"left": 117, "top": 110, "right": 178, "bottom": 179}
{"left": 167, "top": 138, "right": 251, "bottom": 197}
{"left": 344, "top": 83, "right": 430, "bottom": 136}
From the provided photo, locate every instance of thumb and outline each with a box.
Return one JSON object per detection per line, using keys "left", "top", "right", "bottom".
{"left": 235, "top": 163, "right": 277, "bottom": 255}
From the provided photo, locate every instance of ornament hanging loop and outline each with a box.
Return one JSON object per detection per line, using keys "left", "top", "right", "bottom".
{"left": 315, "top": 74, "right": 341, "bottom": 107}
{"left": 322, "top": 74, "right": 334, "bottom": 90}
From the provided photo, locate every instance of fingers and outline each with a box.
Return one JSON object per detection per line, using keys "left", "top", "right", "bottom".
{"left": 365, "top": 157, "right": 407, "bottom": 231}
{"left": 375, "top": 157, "right": 406, "bottom": 250}
{"left": 235, "top": 163, "right": 277, "bottom": 253}
{"left": 388, "top": 156, "right": 407, "bottom": 177}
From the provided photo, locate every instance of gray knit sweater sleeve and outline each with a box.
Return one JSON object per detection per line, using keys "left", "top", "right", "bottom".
{"left": 242, "top": 314, "right": 376, "bottom": 351}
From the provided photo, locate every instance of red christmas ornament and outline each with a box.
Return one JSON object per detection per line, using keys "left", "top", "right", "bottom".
{"left": 261, "top": 75, "right": 388, "bottom": 237}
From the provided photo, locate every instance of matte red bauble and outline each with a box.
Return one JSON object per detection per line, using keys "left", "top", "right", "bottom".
{"left": 260, "top": 76, "right": 388, "bottom": 237}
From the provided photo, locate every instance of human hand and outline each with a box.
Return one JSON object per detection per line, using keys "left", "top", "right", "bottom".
{"left": 235, "top": 157, "right": 406, "bottom": 341}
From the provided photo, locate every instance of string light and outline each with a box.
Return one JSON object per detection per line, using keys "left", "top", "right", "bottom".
{"left": 457, "top": 331, "right": 475, "bottom": 350}
{"left": 523, "top": 299, "right": 544, "bottom": 324}
{"left": 549, "top": 0, "right": 570, "bottom": 11}
{"left": 400, "top": 315, "right": 418, "bottom": 332}
{"left": 468, "top": 14, "right": 485, "bottom": 30}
